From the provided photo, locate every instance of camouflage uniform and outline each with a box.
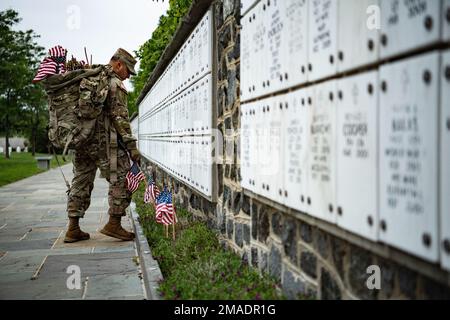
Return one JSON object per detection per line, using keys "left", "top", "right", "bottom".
{"left": 67, "top": 64, "right": 137, "bottom": 218}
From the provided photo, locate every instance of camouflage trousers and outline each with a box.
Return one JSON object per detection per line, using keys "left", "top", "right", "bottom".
{"left": 67, "top": 144, "right": 131, "bottom": 218}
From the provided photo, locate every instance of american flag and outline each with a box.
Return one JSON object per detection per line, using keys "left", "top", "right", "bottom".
{"left": 144, "top": 176, "right": 160, "bottom": 204}
{"left": 32, "top": 45, "right": 67, "bottom": 83}
{"left": 48, "top": 45, "right": 67, "bottom": 58}
{"left": 155, "top": 188, "right": 178, "bottom": 226}
{"left": 126, "top": 162, "right": 145, "bottom": 193}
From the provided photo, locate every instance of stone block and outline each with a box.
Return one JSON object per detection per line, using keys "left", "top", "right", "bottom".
{"left": 258, "top": 208, "right": 270, "bottom": 243}
{"left": 235, "top": 223, "right": 243, "bottom": 247}
{"left": 225, "top": 164, "right": 231, "bottom": 179}
{"left": 223, "top": 0, "right": 236, "bottom": 20}
{"left": 331, "top": 237, "right": 347, "bottom": 278}
{"left": 0, "top": 254, "right": 47, "bottom": 277}
{"left": 398, "top": 266, "right": 418, "bottom": 299}
{"left": 202, "top": 198, "right": 215, "bottom": 215}
{"left": 218, "top": 20, "right": 231, "bottom": 49}
{"left": 232, "top": 105, "right": 240, "bottom": 130}
{"left": 232, "top": 191, "right": 241, "bottom": 214}
{"left": 0, "top": 239, "right": 56, "bottom": 252}
{"left": 0, "top": 277, "right": 83, "bottom": 300}
{"left": 223, "top": 185, "right": 231, "bottom": 206}
{"left": 225, "top": 136, "right": 234, "bottom": 163}
{"left": 251, "top": 248, "right": 258, "bottom": 268}
{"left": 230, "top": 164, "right": 236, "bottom": 181}
{"left": 300, "top": 223, "right": 313, "bottom": 243}
{"left": 271, "top": 212, "right": 283, "bottom": 238}
{"left": 225, "top": 116, "right": 232, "bottom": 131}
{"left": 84, "top": 273, "right": 144, "bottom": 299}
{"left": 260, "top": 250, "right": 268, "bottom": 273}
{"left": 189, "top": 194, "right": 201, "bottom": 211}
{"left": 217, "top": 165, "right": 224, "bottom": 196}
{"left": 227, "top": 69, "right": 237, "bottom": 109}
{"left": 227, "top": 218, "right": 234, "bottom": 240}
{"left": 227, "top": 33, "right": 240, "bottom": 62}
{"left": 300, "top": 251, "right": 317, "bottom": 279}
{"left": 216, "top": 204, "right": 226, "bottom": 235}
{"left": 269, "top": 246, "right": 282, "bottom": 283}
{"left": 37, "top": 252, "right": 136, "bottom": 280}
{"left": 251, "top": 205, "right": 258, "bottom": 240}
{"left": 243, "top": 224, "right": 250, "bottom": 245}
{"left": 377, "top": 258, "right": 395, "bottom": 299}
{"left": 314, "top": 229, "right": 329, "bottom": 260}
{"left": 282, "top": 218, "right": 297, "bottom": 264}
{"left": 236, "top": 166, "right": 241, "bottom": 183}
{"left": 283, "top": 269, "right": 308, "bottom": 300}
{"left": 242, "top": 195, "right": 250, "bottom": 216}
{"left": 348, "top": 246, "right": 377, "bottom": 299}
{"left": 217, "top": 87, "right": 226, "bottom": 116}
{"left": 320, "top": 268, "right": 342, "bottom": 300}
{"left": 215, "top": 4, "right": 224, "bottom": 32}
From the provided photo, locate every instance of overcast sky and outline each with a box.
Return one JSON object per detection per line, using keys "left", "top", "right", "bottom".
{"left": 0, "top": 0, "right": 170, "bottom": 90}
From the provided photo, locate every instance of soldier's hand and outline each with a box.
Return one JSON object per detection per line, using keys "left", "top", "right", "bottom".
{"left": 130, "top": 149, "right": 141, "bottom": 165}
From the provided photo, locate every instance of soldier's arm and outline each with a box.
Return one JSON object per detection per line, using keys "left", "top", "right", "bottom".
{"left": 110, "top": 82, "right": 138, "bottom": 152}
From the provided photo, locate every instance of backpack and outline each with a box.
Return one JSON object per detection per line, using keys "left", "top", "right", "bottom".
{"left": 42, "top": 66, "right": 110, "bottom": 156}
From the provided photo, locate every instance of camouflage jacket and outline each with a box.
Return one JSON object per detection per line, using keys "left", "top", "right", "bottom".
{"left": 104, "top": 64, "right": 137, "bottom": 151}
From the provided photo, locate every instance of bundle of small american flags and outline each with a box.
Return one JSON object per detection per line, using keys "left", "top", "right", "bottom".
{"left": 32, "top": 45, "right": 68, "bottom": 83}
{"left": 126, "top": 163, "right": 178, "bottom": 228}
{"left": 126, "top": 162, "right": 146, "bottom": 193}
{"left": 155, "top": 187, "right": 178, "bottom": 226}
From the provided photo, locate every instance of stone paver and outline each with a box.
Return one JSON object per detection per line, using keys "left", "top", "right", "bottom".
{"left": 0, "top": 164, "right": 146, "bottom": 300}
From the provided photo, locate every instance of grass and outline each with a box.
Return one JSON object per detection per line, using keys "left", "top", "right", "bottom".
{"left": 133, "top": 186, "right": 285, "bottom": 300}
{"left": 0, "top": 152, "right": 72, "bottom": 187}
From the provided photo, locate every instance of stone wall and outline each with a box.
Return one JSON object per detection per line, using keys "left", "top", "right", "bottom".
{"left": 141, "top": 0, "right": 450, "bottom": 299}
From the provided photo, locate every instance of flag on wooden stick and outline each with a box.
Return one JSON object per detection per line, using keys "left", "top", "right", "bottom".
{"left": 144, "top": 176, "right": 160, "bottom": 204}
{"left": 155, "top": 188, "right": 178, "bottom": 226}
{"left": 126, "top": 162, "right": 145, "bottom": 193}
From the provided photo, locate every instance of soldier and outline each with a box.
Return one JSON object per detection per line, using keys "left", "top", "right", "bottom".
{"left": 64, "top": 48, "right": 141, "bottom": 243}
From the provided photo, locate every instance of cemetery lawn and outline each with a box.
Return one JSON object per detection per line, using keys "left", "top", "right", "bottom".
{"left": 0, "top": 152, "right": 71, "bottom": 187}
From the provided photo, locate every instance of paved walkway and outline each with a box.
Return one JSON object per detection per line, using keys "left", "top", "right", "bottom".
{"left": 0, "top": 164, "right": 147, "bottom": 300}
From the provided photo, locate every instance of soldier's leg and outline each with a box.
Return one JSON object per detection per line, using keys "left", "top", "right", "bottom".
{"left": 100, "top": 148, "right": 135, "bottom": 241}
{"left": 65, "top": 150, "right": 96, "bottom": 242}
{"left": 67, "top": 151, "right": 97, "bottom": 218}
{"left": 108, "top": 148, "right": 132, "bottom": 216}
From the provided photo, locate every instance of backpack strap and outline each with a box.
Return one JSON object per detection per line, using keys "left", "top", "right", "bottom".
{"left": 110, "top": 128, "right": 118, "bottom": 184}
{"left": 109, "top": 83, "right": 118, "bottom": 183}
{"left": 51, "top": 146, "right": 71, "bottom": 195}
{"left": 62, "top": 133, "right": 74, "bottom": 160}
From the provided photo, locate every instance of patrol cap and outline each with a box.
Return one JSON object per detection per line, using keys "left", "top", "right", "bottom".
{"left": 113, "top": 48, "right": 137, "bottom": 76}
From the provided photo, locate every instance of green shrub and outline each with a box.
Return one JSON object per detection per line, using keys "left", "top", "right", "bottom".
{"left": 152, "top": 222, "right": 220, "bottom": 277}
{"left": 159, "top": 250, "right": 283, "bottom": 300}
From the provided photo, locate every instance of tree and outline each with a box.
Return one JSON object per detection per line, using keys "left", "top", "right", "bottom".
{"left": 21, "top": 84, "right": 48, "bottom": 155}
{"left": 0, "top": 9, "right": 45, "bottom": 158}
{"left": 128, "top": 0, "right": 193, "bottom": 115}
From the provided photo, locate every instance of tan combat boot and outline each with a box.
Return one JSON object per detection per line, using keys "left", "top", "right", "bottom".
{"left": 64, "top": 217, "right": 90, "bottom": 243}
{"left": 100, "top": 215, "right": 135, "bottom": 241}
